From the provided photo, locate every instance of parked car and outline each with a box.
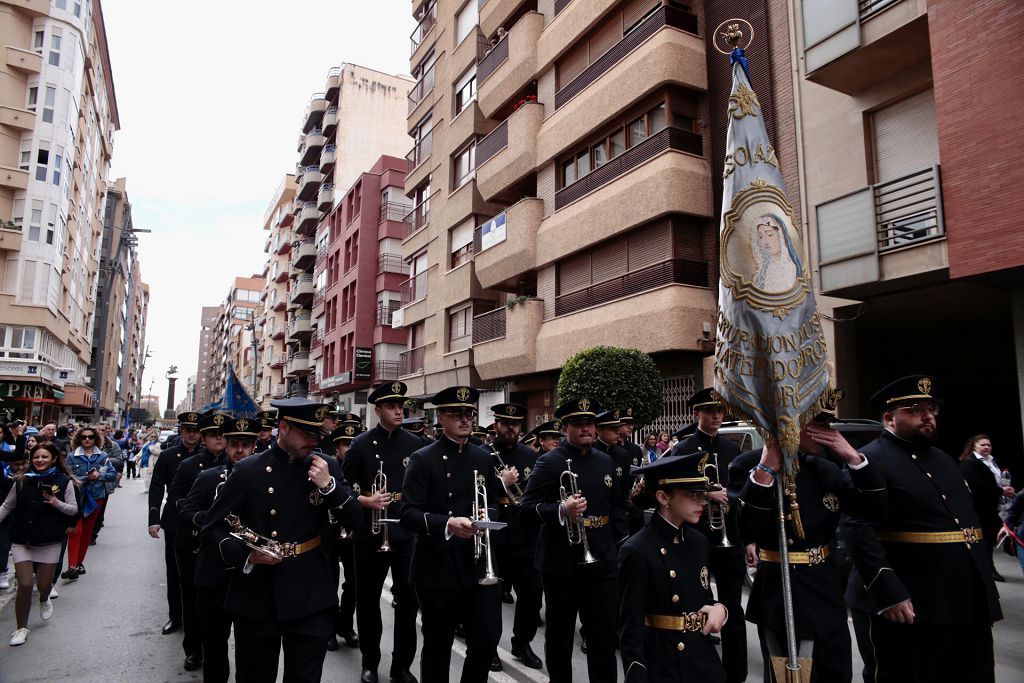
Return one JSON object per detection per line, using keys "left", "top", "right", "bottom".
{"left": 158, "top": 429, "right": 176, "bottom": 444}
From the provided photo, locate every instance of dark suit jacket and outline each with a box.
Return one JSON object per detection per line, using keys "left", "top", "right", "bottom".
{"left": 181, "top": 464, "right": 232, "bottom": 587}
{"left": 147, "top": 442, "right": 203, "bottom": 529}
{"left": 674, "top": 429, "right": 742, "bottom": 543}
{"left": 958, "top": 456, "right": 1004, "bottom": 546}
{"left": 170, "top": 448, "right": 226, "bottom": 551}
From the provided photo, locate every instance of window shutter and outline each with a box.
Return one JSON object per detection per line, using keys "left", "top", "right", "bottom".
{"left": 455, "top": 2, "right": 478, "bottom": 45}
{"left": 623, "top": 0, "right": 661, "bottom": 33}
{"left": 450, "top": 217, "right": 475, "bottom": 252}
{"left": 590, "top": 15, "right": 621, "bottom": 62}
{"left": 873, "top": 89, "right": 938, "bottom": 184}
{"left": 673, "top": 218, "right": 704, "bottom": 260}
{"left": 591, "top": 237, "right": 628, "bottom": 283}
{"left": 558, "top": 251, "right": 592, "bottom": 294}
{"left": 558, "top": 42, "right": 589, "bottom": 89}
{"left": 628, "top": 219, "right": 671, "bottom": 270}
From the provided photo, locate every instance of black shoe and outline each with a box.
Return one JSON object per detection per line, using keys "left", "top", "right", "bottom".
{"left": 339, "top": 629, "right": 360, "bottom": 647}
{"left": 490, "top": 655, "right": 503, "bottom": 672}
{"left": 511, "top": 642, "right": 543, "bottom": 669}
{"left": 502, "top": 590, "right": 514, "bottom": 604}
{"left": 76, "top": 565, "right": 86, "bottom": 575}
{"left": 454, "top": 624, "right": 465, "bottom": 639}
{"left": 60, "top": 568, "right": 79, "bottom": 581}
{"left": 993, "top": 569, "right": 1006, "bottom": 582}
{"left": 161, "top": 619, "right": 181, "bottom": 635}
{"left": 326, "top": 636, "right": 339, "bottom": 651}
{"left": 389, "top": 671, "right": 418, "bottom": 683}
{"left": 183, "top": 654, "right": 202, "bottom": 671}
{"left": 360, "top": 670, "right": 379, "bottom": 683}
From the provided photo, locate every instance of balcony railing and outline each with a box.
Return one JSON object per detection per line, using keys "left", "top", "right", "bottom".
{"left": 408, "top": 62, "right": 435, "bottom": 113}
{"left": 308, "top": 371, "right": 320, "bottom": 393}
{"left": 376, "top": 302, "right": 401, "bottom": 326}
{"left": 555, "top": 6, "right": 699, "bottom": 110}
{"left": 472, "top": 307, "right": 506, "bottom": 344}
{"left": 399, "top": 346, "right": 427, "bottom": 375}
{"left": 380, "top": 200, "right": 413, "bottom": 223}
{"left": 400, "top": 272, "right": 428, "bottom": 306}
{"left": 373, "top": 360, "right": 401, "bottom": 382}
{"left": 555, "top": 126, "right": 703, "bottom": 210}
{"left": 378, "top": 253, "right": 410, "bottom": 276}
{"left": 403, "top": 200, "right": 429, "bottom": 237}
{"left": 410, "top": 0, "right": 437, "bottom": 55}
{"left": 312, "top": 286, "right": 326, "bottom": 308}
{"left": 859, "top": 0, "right": 901, "bottom": 20}
{"left": 311, "top": 328, "right": 323, "bottom": 349}
{"left": 476, "top": 119, "right": 508, "bottom": 167}
{"left": 271, "top": 383, "right": 287, "bottom": 398}
{"left": 875, "top": 166, "right": 944, "bottom": 251}
{"left": 554, "top": 258, "right": 709, "bottom": 316}
{"left": 405, "top": 130, "right": 433, "bottom": 169}
{"left": 477, "top": 32, "right": 509, "bottom": 85}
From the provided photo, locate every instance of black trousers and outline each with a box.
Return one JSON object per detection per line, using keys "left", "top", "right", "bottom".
{"left": 501, "top": 548, "right": 542, "bottom": 647}
{"left": 163, "top": 530, "right": 182, "bottom": 624}
{"left": 711, "top": 545, "right": 747, "bottom": 682}
{"left": 542, "top": 569, "right": 617, "bottom": 683}
{"left": 173, "top": 547, "right": 202, "bottom": 657}
{"left": 327, "top": 539, "right": 356, "bottom": 635}
{"left": 233, "top": 609, "right": 333, "bottom": 683}
{"left": 354, "top": 542, "right": 418, "bottom": 673}
{"left": 850, "top": 609, "right": 875, "bottom": 683}
{"left": 196, "top": 585, "right": 232, "bottom": 683}
{"left": 757, "top": 623, "right": 852, "bottom": 683}
{"left": 126, "top": 460, "right": 138, "bottom": 478}
{"left": 92, "top": 495, "right": 108, "bottom": 539}
{"left": 416, "top": 583, "right": 501, "bottom": 683}
{"left": 868, "top": 615, "right": 994, "bottom": 683}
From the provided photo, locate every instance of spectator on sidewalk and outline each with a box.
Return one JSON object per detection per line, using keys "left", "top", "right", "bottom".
{"left": 63, "top": 427, "right": 116, "bottom": 579}
{"left": 0, "top": 443, "right": 79, "bottom": 646}
{"left": 959, "top": 434, "right": 1015, "bottom": 582}
{"left": 140, "top": 432, "right": 160, "bottom": 493}
{"left": 0, "top": 435, "right": 30, "bottom": 590}
{"left": 91, "top": 423, "right": 124, "bottom": 542}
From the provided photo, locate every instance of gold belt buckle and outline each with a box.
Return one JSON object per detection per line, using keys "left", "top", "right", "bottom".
{"left": 278, "top": 542, "right": 296, "bottom": 558}
{"left": 684, "top": 612, "right": 706, "bottom": 632}
{"left": 808, "top": 546, "right": 825, "bottom": 565}
{"left": 962, "top": 528, "right": 980, "bottom": 544}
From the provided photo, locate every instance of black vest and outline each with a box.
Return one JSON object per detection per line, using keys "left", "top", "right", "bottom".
{"left": 11, "top": 473, "right": 74, "bottom": 546}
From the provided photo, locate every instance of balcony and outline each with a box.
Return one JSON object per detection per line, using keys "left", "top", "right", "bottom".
{"left": 311, "top": 327, "right": 323, "bottom": 349}
{"left": 381, "top": 201, "right": 412, "bottom": 224}
{"left": 289, "top": 273, "right": 315, "bottom": 304}
{"left": 399, "top": 345, "right": 427, "bottom": 376}
{"left": 408, "top": 62, "right": 435, "bottom": 115}
{"left": 296, "top": 202, "right": 320, "bottom": 235}
{"left": 378, "top": 253, "right": 409, "bottom": 276}
{"left": 325, "top": 66, "right": 341, "bottom": 99}
{"left": 480, "top": 0, "right": 524, "bottom": 38}
{"left": 402, "top": 200, "right": 429, "bottom": 238}
{"left": 303, "top": 93, "right": 328, "bottom": 133}
{"left": 275, "top": 231, "right": 292, "bottom": 255}
{"left": 816, "top": 165, "right": 947, "bottom": 298}
{"left": 405, "top": 130, "right": 432, "bottom": 171}
{"left": 320, "top": 144, "right": 336, "bottom": 174}
{"left": 803, "top": 0, "right": 930, "bottom": 95}
{"left": 271, "top": 325, "right": 286, "bottom": 340}
{"left": 308, "top": 371, "right": 320, "bottom": 394}
{"left": 5, "top": 46, "right": 42, "bottom": 75}
{"left": 274, "top": 266, "right": 289, "bottom": 283}
{"left": 286, "top": 351, "right": 311, "bottom": 376}
{"left": 0, "top": 105, "right": 35, "bottom": 132}
{"left": 0, "top": 226, "right": 22, "bottom": 252}
{"left": 473, "top": 300, "right": 544, "bottom": 380}
{"left": 0, "top": 166, "right": 29, "bottom": 192}
{"left": 289, "top": 314, "right": 313, "bottom": 339}
{"left": 477, "top": 12, "right": 543, "bottom": 119}
{"left": 373, "top": 360, "right": 401, "bottom": 383}
{"left": 410, "top": 0, "right": 437, "bottom": 57}
{"left": 474, "top": 198, "right": 543, "bottom": 290}
{"left": 271, "top": 383, "right": 287, "bottom": 399}
{"left": 297, "top": 166, "right": 323, "bottom": 201}
{"left": 300, "top": 130, "right": 326, "bottom": 166}
{"left": 477, "top": 102, "right": 542, "bottom": 202}
{"left": 318, "top": 184, "right": 334, "bottom": 212}
{"left": 400, "top": 272, "right": 428, "bottom": 306}
{"left": 270, "top": 353, "right": 287, "bottom": 369}
{"left": 322, "top": 106, "right": 339, "bottom": 137}
{"left": 291, "top": 239, "right": 316, "bottom": 269}
{"left": 376, "top": 301, "right": 401, "bottom": 327}
{"left": 312, "top": 286, "right": 326, "bottom": 309}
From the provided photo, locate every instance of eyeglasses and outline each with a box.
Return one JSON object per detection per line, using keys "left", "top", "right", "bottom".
{"left": 441, "top": 410, "right": 476, "bottom": 421}
{"left": 896, "top": 403, "right": 940, "bottom": 417}
{"left": 80, "top": 434, "right": 96, "bottom": 440}
{"left": 686, "top": 492, "right": 709, "bottom": 503}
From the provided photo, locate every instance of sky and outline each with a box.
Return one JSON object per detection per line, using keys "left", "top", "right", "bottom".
{"left": 101, "top": 1, "right": 415, "bottom": 411}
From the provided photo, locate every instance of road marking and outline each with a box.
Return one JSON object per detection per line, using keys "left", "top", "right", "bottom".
{"left": 382, "top": 577, "right": 549, "bottom": 683}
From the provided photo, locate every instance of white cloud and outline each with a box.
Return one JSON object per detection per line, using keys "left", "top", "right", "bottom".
{"left": 101, "top": 0, "right": 414, "bottom": 410}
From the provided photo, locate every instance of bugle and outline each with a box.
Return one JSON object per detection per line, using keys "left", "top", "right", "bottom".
{"left": 559, "top": 459, "right": 598, "bottom": 565}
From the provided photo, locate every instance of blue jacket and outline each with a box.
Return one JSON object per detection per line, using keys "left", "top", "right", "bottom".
{"left": 67, "top": 448, "right": 117, "bottom": 500}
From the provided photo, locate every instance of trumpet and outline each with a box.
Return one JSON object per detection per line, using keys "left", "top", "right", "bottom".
{"left": 327, "top": 509, "right": 350, "bottom": 540}
{"left": 704, "top": 457, "right": 733, "bottom": 548}
{"left": 225, "top": 513, "right": 285, "bottom": 560}
{"left": 491, "top": 447, "right": 524, "bottom": 504}
{"left": 472, "top": 469, "right": 501, "bottom": 585}
{"left": 371, "top": 464, "right": 393, "bottom": 553}
{"left": 559, "top": 459, "right": 598, "bottom": 565}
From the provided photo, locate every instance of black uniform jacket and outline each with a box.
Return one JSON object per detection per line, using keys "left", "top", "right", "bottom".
{"left": 519, "top": 439, "right": 629, "bottom": 577}
{"left": 181, "top": 463, "right": 233, "bottom": 588}
{"left": 148, "top": 441, "right": 203, "bottom": 529}
{"left": 958, "top": 456, "right": 1004, "bottom": 543}
{"left": 489, "top": 440, "right": 539, "bottom": 554}
{"left": 170, "top": 448, "right": 226, "bottom": 552}
{"left": 399, "top": 435, "right": 504, "bottom": 589}
{"left": 618, "top": 514, "right": 725, "bottom": 683}
{"left": 595, "top": 438, "right": 633, "bottom": 503}
{"left": 674, "top": 429, "right": 741, "bottom": 543}
{"left": 734, "top": 449, "right": 886, "bottom": 637}
{"left": 842, "top": 430, "right": 1002, "bottom": 624}
{"left": 340, "top": 424, "right": 421, "bottom": 547}
{"left": 200, "top": 444, "right": 360, "bottom": 621}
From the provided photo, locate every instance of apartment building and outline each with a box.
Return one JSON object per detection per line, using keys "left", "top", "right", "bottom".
{"left": 258, "top": 174, "right": 296, "bottom": 407}
{"left": 90, "top": 176, "right": 148, "bottom": 423}
{"left": 309, "top": 155, "right": 410, "bottom": 422}
{"left": 0, "top": 0, "right": 120, "bottom": 424}
{"left": 400, "top": 0, "right": 755, "bottom": 430}
{"left": 205, "top": 276, "right": 262, "bottom": 407}
{"left": 283, "top": 65, "right": 412, "bottom": 404}
{"left": 193, "top": 305, "right": 221, "bottom": 410}
{"left": 792, "top": 0, "right": 1024, "bottom": 454}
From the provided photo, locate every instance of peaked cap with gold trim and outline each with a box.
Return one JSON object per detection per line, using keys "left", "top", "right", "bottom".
{"left": 491, "top": 403, "right": 527, "bottom": 421}
{"left": 368, "top": 381, "right": 408, "bottom": 405}
{"left": 269, "top": 397, "right": 331, "bottom": 435}
{"left": 222, "top": 417, "right": 259, "bottom": 438}
{"left": 869, "top": 375, "right": 939, "bottom": 413}
{"left": 431, "top": 385, "right": 479, "bottom": 411}
{"left": 177, "top": 412, "right": 201, "bottom": 429}
{"left": 554, "top": 397, "right": 601, "bottom": 423}
{"left": 630, "top": 451, "right": 722, "bottom": 493}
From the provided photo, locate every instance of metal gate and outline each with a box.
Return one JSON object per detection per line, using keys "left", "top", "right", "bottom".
{"left": 637, "top": 375, "right": 696, "bottom": 441}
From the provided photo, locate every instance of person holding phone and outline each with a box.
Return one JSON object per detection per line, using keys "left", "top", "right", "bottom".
{"left": 64, "top": 427, "right": 116, "bottom": 579}
{"left": 0, "top": 443, "right": 79, "bottom": 645}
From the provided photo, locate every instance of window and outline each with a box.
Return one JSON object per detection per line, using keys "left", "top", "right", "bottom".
{"left": 453, "top": 140, "right": 476, "bottom": 188}
{"left": 556, "top": 0, "right": 661, "bottom": 88}
{"left": 455, "top": 1, "right": 478, "bottom": 45}
{"left": 46, "top": 204, "right": 56, "bottom": 244}
{"left": 454, "top": 68, "right": 476, "bottom": 115}
{"left": 448, "top": 306, "right": 472, "bottom": 350}
{"left": 43, "top": 86, "right": 55, "bottom": 124}
{"left": 56, "top": 0, "right": 67, "bottom": 9}
{"left": 450, "top": 218, "right": 475, "bottom": 269}
{"left": 52, "top": 148, "right": 62, "bottom": 186}
{"left": 33, "top": 31, "right": 44, "bottom": 53}
{"left": 19, "top": 261, "right": 37, "bottom": 303}
{"left": 49, "top": 31, "right": 61, "bottom": 67}
{"left": 19, "top": 150, "right": 30, "bottom": 171}
{"left": 0, "top": 326, "right": 38, "bottom": 359}
{"left": 28, "top": 202, "right": 42, "bottom": 241}
{"left": 74, "top": 0, "right": 82, "bottom": 16}
{"left": 27, "top": 87, "right": 37, "bottom": 112}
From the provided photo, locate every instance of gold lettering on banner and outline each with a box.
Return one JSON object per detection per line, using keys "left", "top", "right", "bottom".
{"left": 723, "top": 144, "right": 780, "bottom": 179}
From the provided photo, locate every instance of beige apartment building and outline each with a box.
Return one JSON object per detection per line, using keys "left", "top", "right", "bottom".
{"left": 204, "top": 276, "right": 263, "bottom": 408}
{"left": 399, "top": 0, "right": 718, "bottom": 430}
{"left": 0, "top": 0, "right": 120, "bottom": 424}
{"left": 257, "top": 174, "right": 296, "bottom": 407}
{"left": 193, "top": 305, "right": 222, "bottom": 410}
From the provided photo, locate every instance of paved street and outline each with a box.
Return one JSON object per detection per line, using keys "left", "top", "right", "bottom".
{"left": 2, "top": 476, "right": 1023, "bottom": 682}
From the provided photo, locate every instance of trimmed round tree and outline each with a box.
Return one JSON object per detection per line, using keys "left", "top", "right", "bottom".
{"left": 556, "top": 346, "right": 663, "bottom": 427}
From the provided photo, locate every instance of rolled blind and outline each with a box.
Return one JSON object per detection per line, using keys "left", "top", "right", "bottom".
{"left": 873, "top": 89, "right": 938, "bottom": 184}
{"left": 592, "top": 237, "right": 628, "bottom": 282}
{"left": 628, "top": 219, "right": 671, "bottom": 270}
{"left": 450, "top": 217, "right": 475, "bottom": 252}
{"left": 558, "top": 42, "right": 589, "bottom": 89}
{"left": 558, "top": 251, "right": 592, "bottom": 294}
{"left": 623, "top": 0, "right": 661, "bottom": 33}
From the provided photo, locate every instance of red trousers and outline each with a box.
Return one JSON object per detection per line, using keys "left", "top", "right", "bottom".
{"left": 67, "top": 498, "right": 105, "bottom": 567}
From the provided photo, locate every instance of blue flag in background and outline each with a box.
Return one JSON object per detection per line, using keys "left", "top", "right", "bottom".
{"left": 202, "top": 363, "right": 258, "bottom": 417}
{"left": 713, "top": 48, "right": 831, "bottom": 475}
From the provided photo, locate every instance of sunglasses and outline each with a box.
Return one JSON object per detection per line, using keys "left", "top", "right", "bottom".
{"left": 80, "top": 434, "right": 96, "bottom": 440}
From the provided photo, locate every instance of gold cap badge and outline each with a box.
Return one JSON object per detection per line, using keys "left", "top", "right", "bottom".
{"left": 918, "top": 377, "right": 932, "bottom": 395}
{"left": 456, "top": 387, "right": 471, "bottom": 402}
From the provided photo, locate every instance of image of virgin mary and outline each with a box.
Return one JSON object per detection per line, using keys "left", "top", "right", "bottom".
{"left": 750, "top": 214, "right": 799, "bottom": 293}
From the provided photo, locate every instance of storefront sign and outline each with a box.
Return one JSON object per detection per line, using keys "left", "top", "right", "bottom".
{"left": 479, "top": 213, "right": 507, "bottom": 252}
{"left": 354, "top": 347, "right": 372, "bottom": 381}
{"left": 0, "top": 381, "right": 58, "bottom": 402}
